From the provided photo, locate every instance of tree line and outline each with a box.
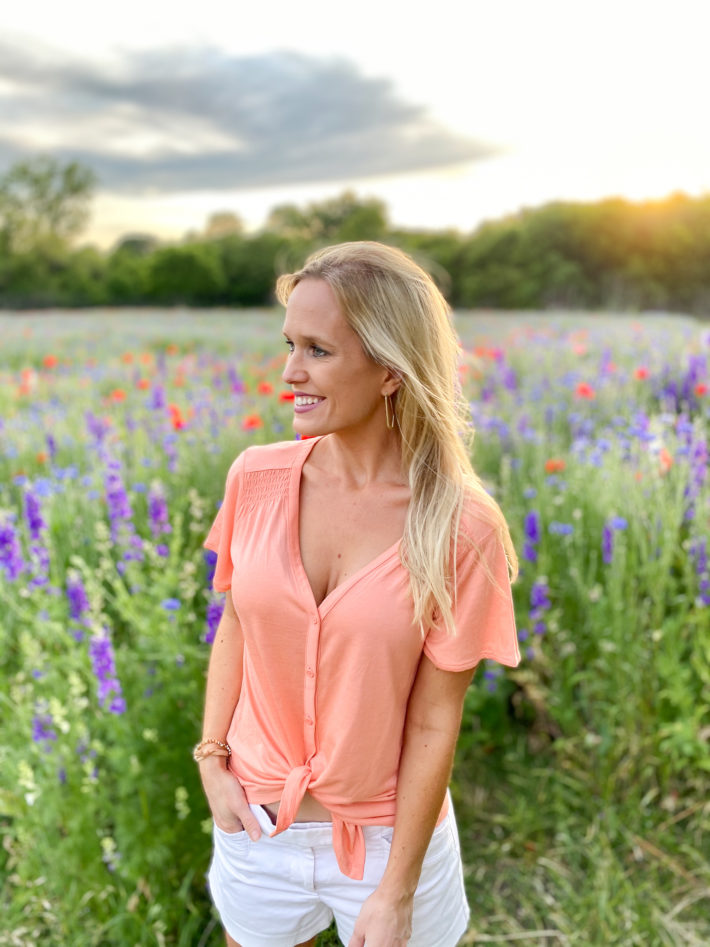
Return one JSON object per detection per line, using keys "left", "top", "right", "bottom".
{"left": 1, "top": 157, "right": 709, "bottom": 314}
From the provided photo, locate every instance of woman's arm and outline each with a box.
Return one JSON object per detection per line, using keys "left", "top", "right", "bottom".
{"left": 198, "top": 591, "right": 262, "bottom": 840}
{"left": 348, "top": 655, "right": 475, "bottom": 947}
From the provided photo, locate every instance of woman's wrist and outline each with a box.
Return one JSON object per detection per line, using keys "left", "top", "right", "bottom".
{"left": 193, "top": 736, "right": 231, "bottom": 762}
{"left": 376, "top": 872, "right": 418, "bottom": 902}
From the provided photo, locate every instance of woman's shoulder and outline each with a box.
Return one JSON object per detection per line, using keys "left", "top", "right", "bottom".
{"left": 239, "top": 436, "right": 316, "bottom": 473}
{"left": 453, "top": 488, "right": 511, "bottom": 567}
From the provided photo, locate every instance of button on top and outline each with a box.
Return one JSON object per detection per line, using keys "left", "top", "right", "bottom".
{"left": 306, "top": 667, "right": 315, "bottom": 678}
{"left": 305, "top": 715, "right": 314, "bottom": 725}
{"left": 312, "top": 616, "right": 318, "bottom": 625}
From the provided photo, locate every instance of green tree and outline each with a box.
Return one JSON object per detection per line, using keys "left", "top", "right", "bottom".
{"left": 146, "top": 244, "right": 226, "bottom": 305}
{"left": 265, "top": 191, "right": 388, "bottom": 244}
{"left": 0, "top": 156, "right": 96, "bottom": 255}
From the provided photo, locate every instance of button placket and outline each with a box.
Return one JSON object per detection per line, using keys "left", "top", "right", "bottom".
{"left": 304, "top": 613, "right": 320, "bottom": 755}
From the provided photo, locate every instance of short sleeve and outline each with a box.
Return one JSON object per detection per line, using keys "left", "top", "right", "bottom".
{"left": 203, "top": 452, "right": 246, "bottom": 593}
{"left": 423, "top": 527, "right": 520, "bottom": 672}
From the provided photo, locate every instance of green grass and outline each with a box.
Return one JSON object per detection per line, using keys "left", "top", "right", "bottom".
{"left": 1, "top": 308, "right": 709, "bottom": 946}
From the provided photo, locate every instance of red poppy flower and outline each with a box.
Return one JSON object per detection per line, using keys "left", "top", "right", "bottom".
{"left": 110, "top": 388, "right": 127, "bottom": 402}
{"left": 121, "top": 352, "right": 134, "bottom": 364}
{"left": 137, "top": 378, "right": 151, "bottom": 390}
{"left": 257, "top": 381, "right": 274, "bottom": 395}
{"left": 575, "top": 382, "right": 596, "bottom": 399}
{"left": 659, "top": 447, "right": 674, "bottom": 474}
{"left": 279, "top": 391, "right": 295, "bottom": 402}
{"left": 695, "top": 383, "right": 707, "bottom": 397}
{"left": 241, "top": 414, "right": 264, "bottom": 431}
{"left": 634, "top": 367, "right": 649, "bottom": 380}
{"left": 544, "top": 458, "right": 566, "bottom": 473}
{"left": 43, "top": 354, "right": 58, "bottom": 369}
{"left": 168, "top": 403, "right": 185, "bottom": 430}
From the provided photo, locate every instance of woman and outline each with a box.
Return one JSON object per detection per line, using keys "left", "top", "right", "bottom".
{"left": 197, "top": 242, "right": 519, "bottom": 947}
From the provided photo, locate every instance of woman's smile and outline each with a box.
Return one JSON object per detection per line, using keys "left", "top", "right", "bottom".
{"left": 293, "top": 393, "right": 325, "bottom": 412}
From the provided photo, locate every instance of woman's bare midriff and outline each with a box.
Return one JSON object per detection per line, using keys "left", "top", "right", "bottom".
{"left": 262, "top": 791, "right": 332, "bottom": 823}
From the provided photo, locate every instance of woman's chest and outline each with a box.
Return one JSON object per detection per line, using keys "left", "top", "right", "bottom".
{"left": 298, "top": 477, "right": 408, "bottom": 608}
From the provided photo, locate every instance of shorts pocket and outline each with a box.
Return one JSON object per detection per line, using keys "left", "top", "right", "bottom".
{"left": 213, "top": 821, "right": 249, "bottom": 844}
{"left": 420, "top": 816, "right": 457, "bottom": 868}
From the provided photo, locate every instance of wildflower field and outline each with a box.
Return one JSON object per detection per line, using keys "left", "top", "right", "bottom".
{"left": 1, "top": 307, "right": 709, "bottom": 947}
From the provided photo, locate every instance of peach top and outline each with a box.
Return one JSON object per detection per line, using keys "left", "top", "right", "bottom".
{"left": 204, "top": 436, "right": 519, "bottom": 879}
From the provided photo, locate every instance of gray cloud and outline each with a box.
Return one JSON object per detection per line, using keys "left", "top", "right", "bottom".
{"left": 0, "top": 40, "right": 498, "bottom": 192}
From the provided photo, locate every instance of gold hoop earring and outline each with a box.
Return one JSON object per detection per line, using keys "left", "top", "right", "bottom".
{"left": 384, "top": 393, "right": 396, "bottom": 430}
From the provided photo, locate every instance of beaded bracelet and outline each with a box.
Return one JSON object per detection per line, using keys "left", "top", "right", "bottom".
{"left": 193, "top": 737, "right": 231, "bottom": 762}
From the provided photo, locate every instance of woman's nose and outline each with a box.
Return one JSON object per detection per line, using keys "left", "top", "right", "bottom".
{"left": 282, "top": 352, "right": 307, "bottom": 385}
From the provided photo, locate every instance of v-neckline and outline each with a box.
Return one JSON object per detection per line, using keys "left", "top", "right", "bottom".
{"left": 289, "top": 436, "right": 402, "bottom": 615}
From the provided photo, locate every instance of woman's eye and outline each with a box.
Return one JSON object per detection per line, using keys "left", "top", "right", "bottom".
{"left": 311, "top": 345, "right": 328, "bottom": 358}
{"left": 284, "top": 340, "right": 294, "bottom": 353}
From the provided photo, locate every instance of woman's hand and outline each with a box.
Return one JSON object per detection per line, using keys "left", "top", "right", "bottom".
{"left": 199, "top": 756, "right": 262, "bottom": 840}
{"left": 347, "top": 889, "right": 413, "bottom": 947}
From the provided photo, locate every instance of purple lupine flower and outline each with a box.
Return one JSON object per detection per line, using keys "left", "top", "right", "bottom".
{"left": 684, "top": 436, "right": 708, "bottom": 521}
{"left": 24, "top": 489, "right": 46, "bottom": 541}
{"left": 524, "top": 511, "right": 541, "bottom": 544}
{"left": 689, "top": 537, "right": 710, "bottom": 607}
{"left": 603, "top": 517, "right": 629, "bottom": 565}
{"left": 156, "top": 543, "right": 170, "bottom": 558}
{"left": 161, "top": 597, "right": 181, "bottom": 611}
{"left": 548, "top": 522, "right": 574, "bottom": 535}
{"left": 104, "top": 460, "right": 134, "bottom": 532}
{"left": 228, "top": 366, "right": 246, "bottom": 395}
{"left": 32, "top": 713, "right": 58, "bottom": 751}
{"left": 501, "top": 365, "right": 518, "bottom": 391}
{"left": 103, "top": 458, "right": 144, "bottom": 563}
{"left": 28, "top": 542, "right": 50, "bottom": 589}
{"left": 0, "top": 513, "right": 25, "bottom": 581}
{"left": 147, "top": 482, "right": 172, "bottom": 539}
{"left": 66, "top": 572, "right": 90, "bottom": 622}
{"left": 88, "top": 631, "right": 126, "bottom": 714}
{"left": 85, "top": 411, "right": 109, "bottom": 445}
{"left": 150, "top": 384, "right": 167, "bottom": 410}
{"left": 122, "top": 532, "right": 145, "bottom": 563}
{"left": 523, "top": 510, "right": 541, "bottom": 563}
{"left": 204, "top": 597, "right": 225, "bottom": 645}
{"left": 46, "top": 433, "right": 57, "bottom": 460}
{"left": 530, "top": 580, "right": 551, "bottom": 615}
{"left": 204, "top": 549, "right": 218, "bottom": 585}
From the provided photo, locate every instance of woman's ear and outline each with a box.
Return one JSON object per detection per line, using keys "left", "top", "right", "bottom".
{"left": 381, "top": 368, "right": 402, "bottom": 397}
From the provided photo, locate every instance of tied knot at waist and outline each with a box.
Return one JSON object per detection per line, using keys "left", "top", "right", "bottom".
{"left": 271, "top": 763, "right": 366, "bottom": 880}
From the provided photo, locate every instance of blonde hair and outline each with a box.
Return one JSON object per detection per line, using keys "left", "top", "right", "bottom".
{"left": 276, "top": 241, "right": 518, "bottom": 633}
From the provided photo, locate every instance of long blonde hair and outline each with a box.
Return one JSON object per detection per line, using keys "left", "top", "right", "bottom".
{"left": 276, "top": 241, "right": 518, "bottom": 633}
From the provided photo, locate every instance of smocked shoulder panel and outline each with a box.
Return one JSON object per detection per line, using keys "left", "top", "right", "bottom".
{"left": 241, "top": 467, "right": 290, "bottom": 507}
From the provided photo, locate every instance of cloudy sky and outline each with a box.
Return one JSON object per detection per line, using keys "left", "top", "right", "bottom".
{"left": 3, "top": 0, "right": 709, "bottom": 246}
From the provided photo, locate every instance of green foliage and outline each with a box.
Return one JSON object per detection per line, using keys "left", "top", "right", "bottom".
{"left": 2, "top": 155, "right": 710, "bottom": 316}
{"left": 265, "top": 189, "right": 388, "bottom": 244}
{"left": 0, "top": 157, "right": 95, "bottom": 255}
{"left": 1, "top": 310, "right": 709, "bottom": 944}
{"left": 147, "top": 244, "right": 226, "bottom": 305}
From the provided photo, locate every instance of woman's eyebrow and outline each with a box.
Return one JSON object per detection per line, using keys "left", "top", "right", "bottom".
{"left": 282, "top": 331, "right": 332, "bottom": 347}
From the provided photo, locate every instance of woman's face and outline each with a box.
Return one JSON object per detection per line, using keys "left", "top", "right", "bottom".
{"left": 281, "top": 278, "right": 392, "bottom": 439}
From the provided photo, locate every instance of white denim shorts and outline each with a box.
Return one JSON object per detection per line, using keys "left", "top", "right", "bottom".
{"left": 208, "top": 798, "right": 470, "bottom": 947}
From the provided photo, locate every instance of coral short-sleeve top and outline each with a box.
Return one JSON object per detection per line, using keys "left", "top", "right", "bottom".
{"left": 204, "top": 436, "right": 519, "bottom": 879}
